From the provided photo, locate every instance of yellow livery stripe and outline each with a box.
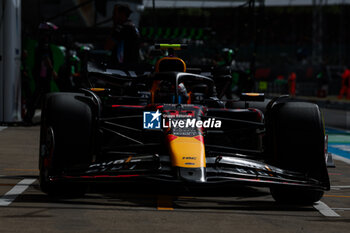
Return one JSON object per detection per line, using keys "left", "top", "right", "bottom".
{"left": 167, "top": 135, "right": 206, "bottom": 168}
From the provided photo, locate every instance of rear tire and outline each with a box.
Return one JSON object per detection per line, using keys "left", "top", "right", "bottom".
{"left": 39, "top": 93, "right": 94, "bottom": 197}
{"left": 267, "top": 101, "right": 329, "bottom": 205}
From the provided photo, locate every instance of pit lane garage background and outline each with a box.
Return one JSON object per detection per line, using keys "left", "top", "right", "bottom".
{"left": 3, "top": 0, "right": 350, "bottom": 124}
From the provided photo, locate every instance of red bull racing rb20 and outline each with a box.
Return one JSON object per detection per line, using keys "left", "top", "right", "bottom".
{"left": 39, "top": 44, "right": 330, "bottom": 205}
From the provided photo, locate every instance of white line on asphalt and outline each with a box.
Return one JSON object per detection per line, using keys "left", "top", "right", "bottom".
{"left": 313, "top": 201, "right": 340, "bottom": 217}
{"left": 0, "top": 126, "right": 7, "bottom": 132}
{"left": 0, "top": 179, "right": 36, "bottom": 206}
{"left": 331, "top": 208, "right": 350, "bottom": 211}
{"left": 331, "top": 185, "right": 350, "bottom": 190}
{"left": 332, "top": 154, "right": 350, "bottom": 165}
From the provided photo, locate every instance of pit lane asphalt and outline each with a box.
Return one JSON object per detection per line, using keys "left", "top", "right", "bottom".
{"left": 0, "top": 126, "right": 349, "bottom": 233}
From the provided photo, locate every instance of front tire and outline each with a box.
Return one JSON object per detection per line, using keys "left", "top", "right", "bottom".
{"left": 39, "top": 93, "right": 94, "bottom": 197}
{"left": 267, "top": 101, "right": 329, "bottom": 205}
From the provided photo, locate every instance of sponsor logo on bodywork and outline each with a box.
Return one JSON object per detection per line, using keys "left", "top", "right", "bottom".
{"left": 143, "top": 110, "right": 221, "bottom": 129}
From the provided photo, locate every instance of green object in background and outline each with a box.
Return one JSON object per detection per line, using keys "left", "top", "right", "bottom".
{"left": 163, "top": 28, "right": 171, "bottom": 39}
{"left": 259, "top": 81, "right": 268, "bottom": 91}
{"left": 50, "top": 44, "right": 66, "bottom": 92}
{"left": 328, "top": 134, "right": 350, "bottom": 144}
{"left": 171, "top": 28, "right": 180, "bottom": 39}
{"left": 141, "top": 27, "right": 147, "bottom": 37}
{"left": 327, "top": 128, "right": 350, "bottom": 143}
{"left": 180, "top": 28, "right": 187, "bottom": 39}
{"left": 148, "top": 27, "right": 154, "bottom": 39}
{"left": 50, "top": 45, "right": 66, "bottom": 72}
{"left": 23, "top": 39, "right": 37, "bottom": 71}
{"left": 155, "top": 28, "right": 163, "bottom": 39}
{"left": 188, "top": 28, "right": 196, "bottom": 39}
{"left": 275, "top": 78, "right": 287, "bottom": 85}
{"left": 217, "top": 60, "right": 225, "bottom": 66}
{"left": 23, "top": 39, "right": 66, "bottom": 94}
{"left": 232, "top": 72, "right": 239, "bottom": 84}
{"left": 195, "top": 28, "right": 203, "bottom": 40}
{"left": 70, "top": 54, "right": 81, "bottom": 73}
{"left": 231, "top": 72, "right": 239, "bottom": 90}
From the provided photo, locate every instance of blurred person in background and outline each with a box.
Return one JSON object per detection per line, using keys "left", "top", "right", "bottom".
{"left": 288, "top": 72, "right": 296, "bottom": 97}
{"left": 338, "top": 65, "right": 350, "bottom": 100}
{"left": 213, "top": 48, "right": 235, "bottom": 107}
{"left": 105, "top": 3, "right": 140, "bottom": 66}
{"left": 24, "top": 22, "right": 58, "bottom": 124}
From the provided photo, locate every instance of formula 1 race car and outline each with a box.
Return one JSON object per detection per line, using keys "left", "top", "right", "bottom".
{"left": 39, "top": 44, "right": 330, "bottom": 205}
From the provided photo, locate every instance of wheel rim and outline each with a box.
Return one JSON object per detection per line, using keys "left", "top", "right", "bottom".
{"left": 41, "top": 127, "right": 55, "bottom": 183}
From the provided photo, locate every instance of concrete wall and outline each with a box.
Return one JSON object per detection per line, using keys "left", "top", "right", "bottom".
{"left": 0, "top": 0, "right": 22, "bottom": 123}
